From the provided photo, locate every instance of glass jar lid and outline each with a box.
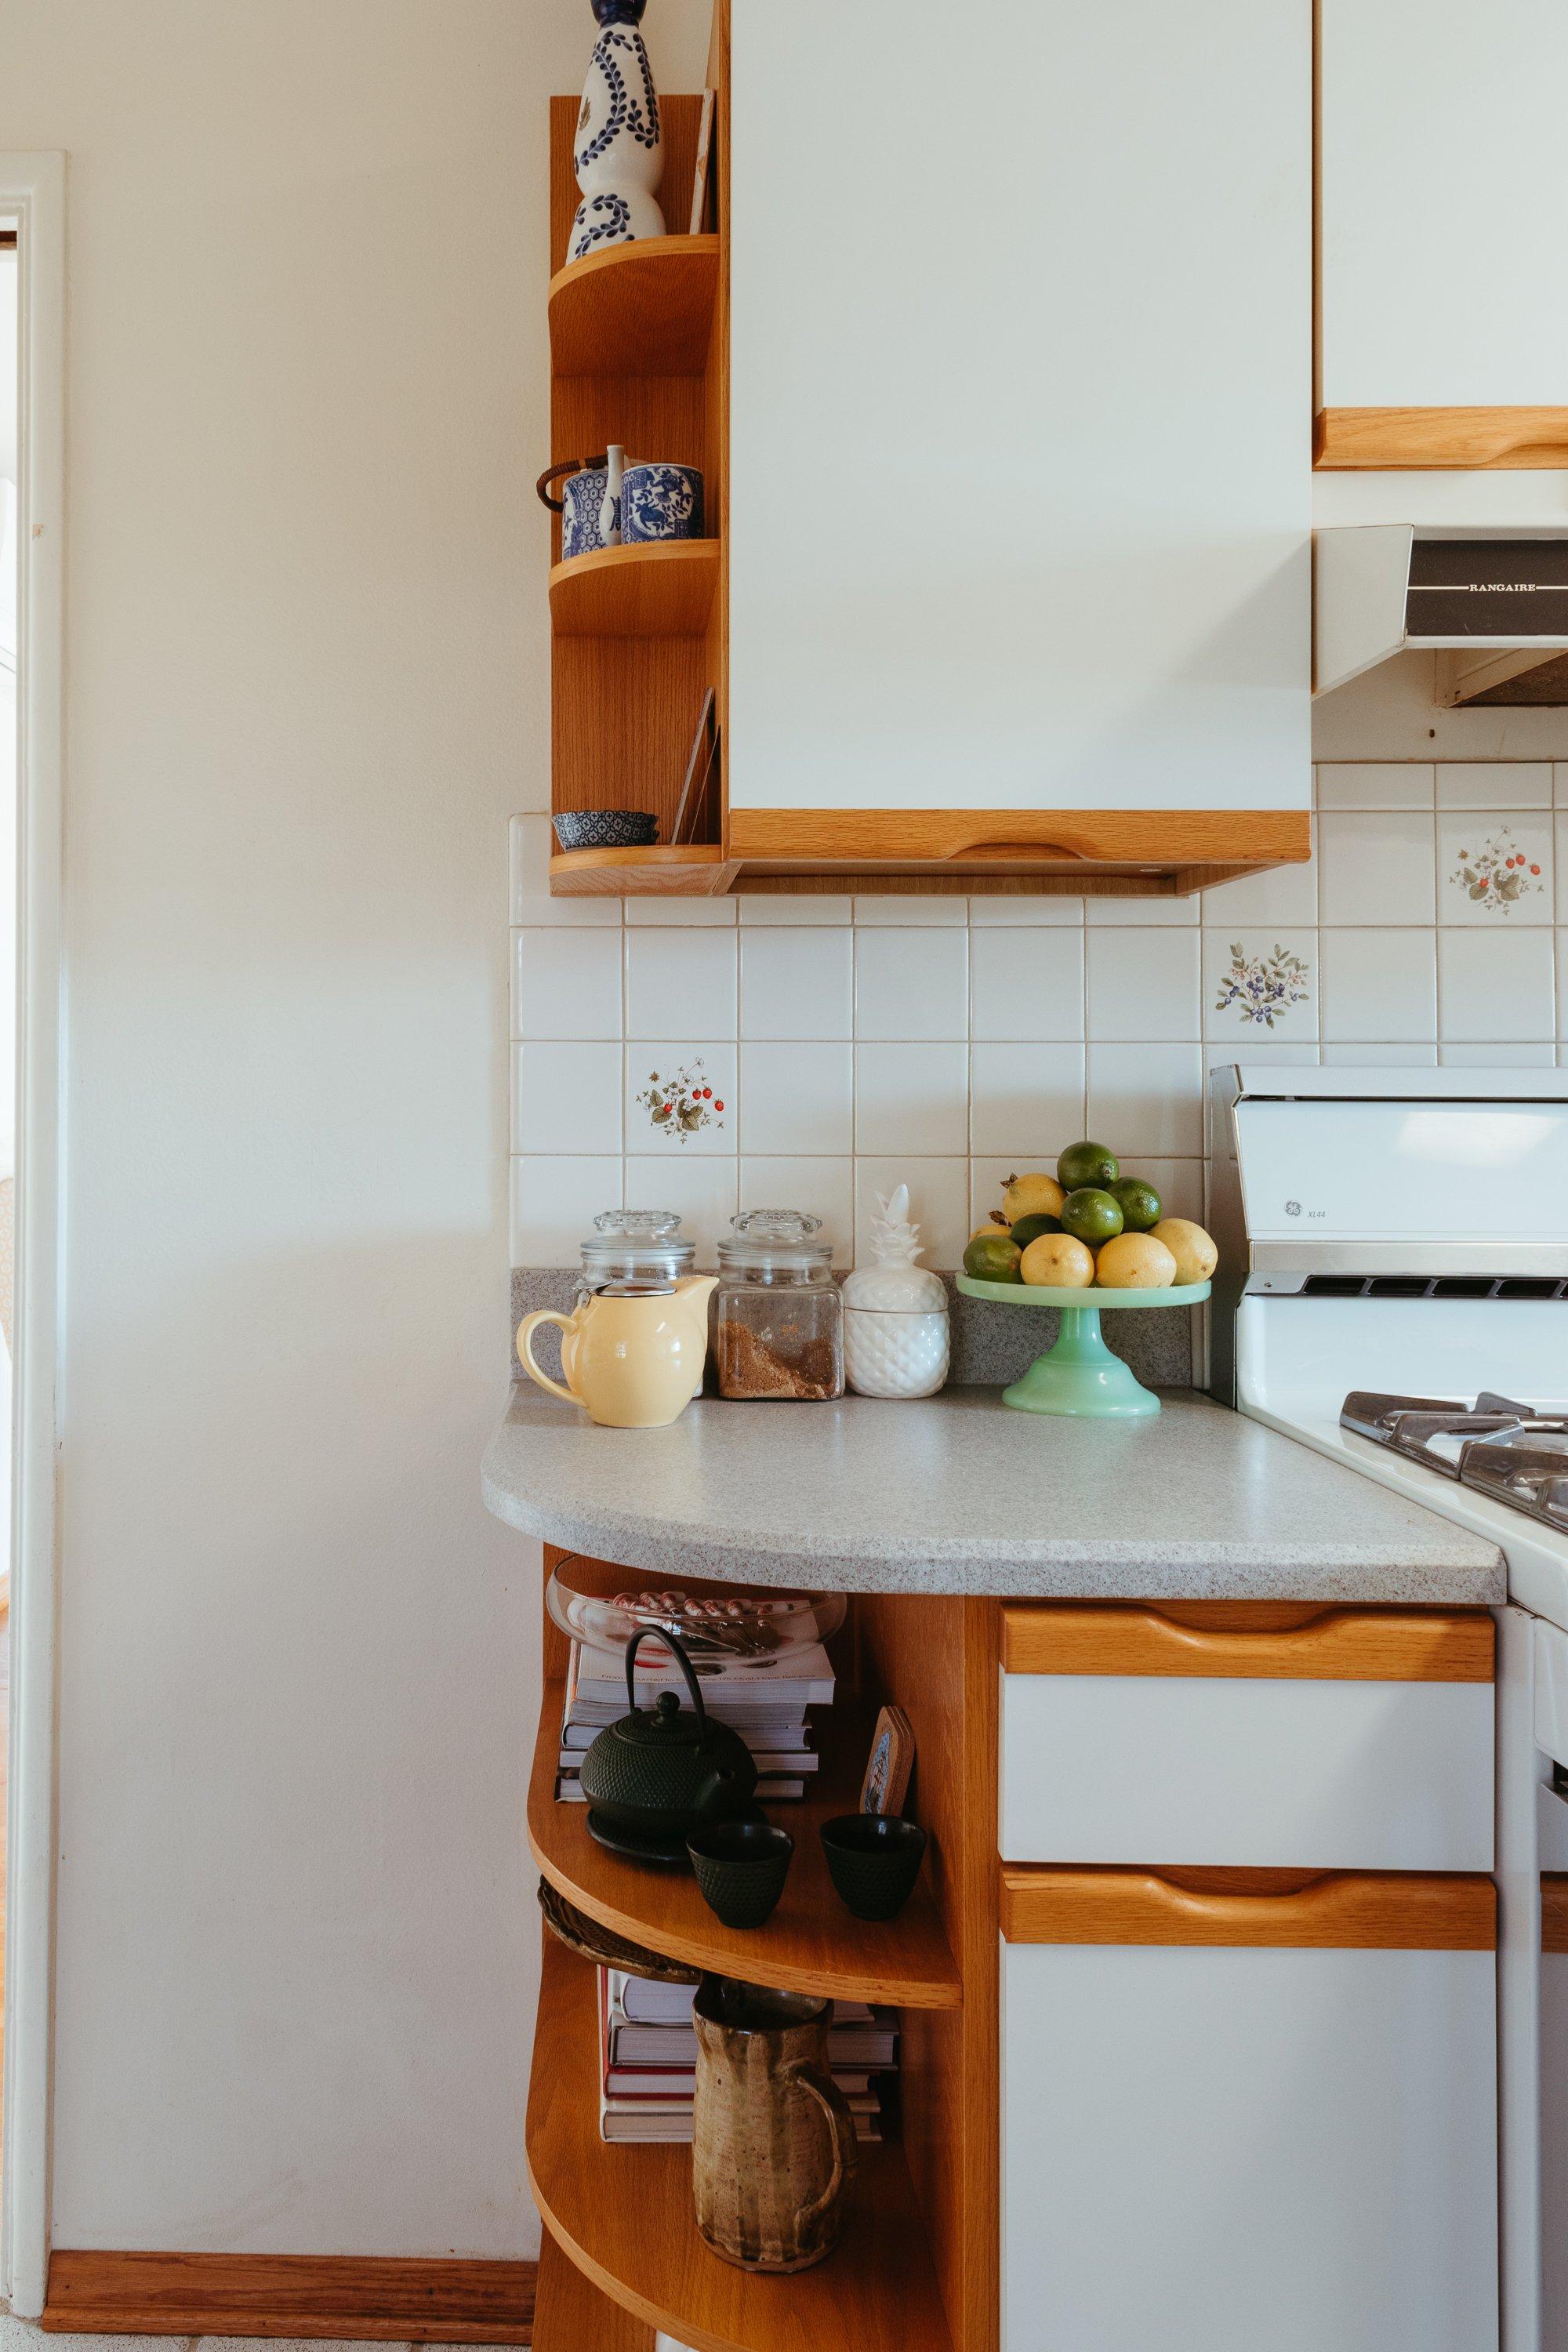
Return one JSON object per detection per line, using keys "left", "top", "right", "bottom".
{"left": 717, "top": 1209, "right": 834, "bottom": 1273}
{"left": 580, "top": 1209, "right": 695, "bottom": 1284}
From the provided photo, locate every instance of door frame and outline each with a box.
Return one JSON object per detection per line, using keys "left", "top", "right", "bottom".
{"left": 1, "top": 151, "right": 66, "bottom": 2321}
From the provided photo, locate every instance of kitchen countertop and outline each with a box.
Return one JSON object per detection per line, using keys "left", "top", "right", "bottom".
{"left": 482, "top": 1387, "right": 1504, "bottom": 1602}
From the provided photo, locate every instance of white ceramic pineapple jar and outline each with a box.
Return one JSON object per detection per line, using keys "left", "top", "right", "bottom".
{"left": 568, "top": 0, "right": 666, "bottom": 264}
{"left": 843, "top": 1186, "right": 950, "bottom": 1399}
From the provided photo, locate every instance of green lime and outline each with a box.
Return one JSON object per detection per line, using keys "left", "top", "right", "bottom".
{"left": 1109, "top": 1178, "right": 1162, "bottom": 1233}
{"left": 963, "top": 1231, "right": 1023, "bottom": 1283}
{"left": 1060, "top": 1186, "right": 1124, "bottom": 1246}
{"left": 1057, "top": 1140, "right": 1120, "bottom": 1191}
{"left": 1008, "top": 1210, "right": 1063, "bottom": 1249}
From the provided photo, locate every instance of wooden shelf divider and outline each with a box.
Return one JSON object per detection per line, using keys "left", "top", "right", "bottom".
{"left": 549, "top": 235, "right": 720, "bottom": 378}
{"left": 550, "top": 540, "right": 720, "bottom": 639}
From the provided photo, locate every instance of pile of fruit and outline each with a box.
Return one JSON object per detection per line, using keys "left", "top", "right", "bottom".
{"left": 962, "top": 1144, "right": 1218, "bottom": 1291}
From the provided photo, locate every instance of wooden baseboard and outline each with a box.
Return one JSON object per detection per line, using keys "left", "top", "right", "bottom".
{"left": 42, "top": 2251, "right": 536, "bottom": 2341}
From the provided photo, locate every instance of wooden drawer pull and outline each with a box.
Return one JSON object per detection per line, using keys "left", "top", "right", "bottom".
{"left": 1001, "top": 1866, "right": 1497, "bottom": 1951}
{"left": 1001, "top": 1602, "right": 1494, "bottom": 1682}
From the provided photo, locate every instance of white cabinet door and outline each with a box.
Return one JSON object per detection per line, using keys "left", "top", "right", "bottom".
{"left": 1003, "top": 1937, "right": 1498, "bottom": 2352}
{"left": 727, "top": 0, "right": 1311, "bottom": 816}
{"left": 1320, "top": 0, "right": 1568, "bottom": 409}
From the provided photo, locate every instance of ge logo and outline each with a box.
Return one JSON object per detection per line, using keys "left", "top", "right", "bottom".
{"left": 1285, "top": 1200, "right": 1301, "bottom": 1217}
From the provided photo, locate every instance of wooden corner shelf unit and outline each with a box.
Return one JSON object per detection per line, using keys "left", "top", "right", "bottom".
{"left": 527, "top": 1545, "right": 1000, "bottom": 2352}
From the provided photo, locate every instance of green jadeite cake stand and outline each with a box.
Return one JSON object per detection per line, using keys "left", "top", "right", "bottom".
{"left": 954, "top": 1275, "right": 1212, "bottom": 1418}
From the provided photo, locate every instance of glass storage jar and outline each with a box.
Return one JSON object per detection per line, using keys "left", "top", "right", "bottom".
{"left": 715, "top": 1211, "right": 844, "bottom": 1401}
{"left": 576, "top": 1209, "right": 695, "bottom": 1305}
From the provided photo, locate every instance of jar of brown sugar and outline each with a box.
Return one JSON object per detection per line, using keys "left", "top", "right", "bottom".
{"left": 715, "top": 1210, "right": 843, "bottom": 1401}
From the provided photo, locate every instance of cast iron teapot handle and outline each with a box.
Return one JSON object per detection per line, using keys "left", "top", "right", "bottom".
{"left": 625, "top": 1623, "right": 710, "bottom": 1733}
{"left": 535, "top": 456, "right": 608, "bottom": 514}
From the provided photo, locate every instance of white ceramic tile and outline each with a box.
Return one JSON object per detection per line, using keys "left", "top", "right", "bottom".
{"left": 1559, "top": 814, "right": 1568, "bottom": 905}
{"left": 739, "top": 1156, "right": 854, "bottom": 1266}
{"left": 1203, "top": 930, "right": 1318, "bottom": 1041}
{"left": 1130, "top": 1157, "right": 1207, "bottom": 1223}
{"left": 739, "top": 1042, "right": 853, "bottom": 1156}
{"left": 1086, "top": 895, "right": 1198, "bottom": 926}
{"left": 1437, "top": 762, "right": 1553, "bottom": 809}
{"left": 1321, "top": 1042, "right": 1438, "bottom": 1066}
{"left": 1559, "top": 931, "right": 1568, "bottom": 1038}
{"left": 1084, "top": 1044, "right": 1203, "bottom": 1158}
{"left": 1318, "top": 930, "right": 1438, "bottom": 1043}
{"left": 510, "top": 1154, "right": 620, "bottom": 1264}
{"left": 852, "top": 894, "right": 967, "bottom": 924}
{"left": 624, "top": 1044, "right": 736, "bottom": 1155}
{"left": 1205, "top": 1038, "right": 1321, "bottom": 1067}
{"left": 967, "top": 895, "right": 1085, "bottom": 925}
{"left": 513, "top": 927, "right": 624, "bottom": 1040}
{"left": 854, "top": 1042, "right": 968, "bottom": 1155}
{"left": 969, "top": 927, "right": 1085, "bottom": 1042}
{"left": 625, "top": 927, "right": 737, "bottom": 1036}
{"left": 626, "top": 895, "right": 736, "bottom": 925}
{"left": 739, "top": 895, "right": 854, "bottom": 924}
{"left": 625, "top": 1156, "right": 739, "bottom": 1265}
{"left": 1557, "top": 764, "right": 1568, "bottom": 808}
{"left": 739, "top": 927, "right": 854, "bottom": 1040}
{"left": 510, "top": 813, "right": 619, "bottom": 927}
{"left": 512, "top": 1042, "right": 622, "bottom": 1155}
{"left": 1316, "top": 809, "right": 1436, "bottom": 926}
{"left": 855, "top": 927, "right": 968, "bottom": 1041}
{"left": 1439, "top": 1040, "right": 1559, "bottom": 1067}
{"left": 969, "top": 1043, "right": 1087, "bottom": 1156}
{"left": 854, "top": 1158, "right": 970, "bottom": 1271}
{"left": 1086, "top": 927, "right": 1201, "bottom": 1041}
{"left": 1315, "top": 763, "right": 1435, "bottom": 809}
{"left": 1439, "top": 927, "right": 1556, "bottom": 1042}
{"left": 1199, "top": 848, "right": 1318, "bottom": 928}
{"left": 1438, "top": 812, "right": 1554, "bottom": 924}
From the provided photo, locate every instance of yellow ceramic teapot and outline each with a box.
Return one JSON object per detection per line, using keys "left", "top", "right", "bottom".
{"left": 517, "top": 1275, "right": 718, "bottom": 1429}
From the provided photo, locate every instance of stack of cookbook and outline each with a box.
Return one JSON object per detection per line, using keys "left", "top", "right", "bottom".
{"left": 597, "top": 1969, "right": 897, "bottom": 2144}
{"left": 556, "top": 1634, "right": 835, "bottom": 1805}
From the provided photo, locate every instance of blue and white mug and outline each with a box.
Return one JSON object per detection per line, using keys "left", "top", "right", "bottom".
{"left": 622, "top": 461, "right": 704, "bottom": 545}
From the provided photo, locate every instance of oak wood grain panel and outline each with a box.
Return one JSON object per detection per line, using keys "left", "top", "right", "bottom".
{"left": 1001, "top": 1867, "right": 1497, "bottom": 1951}
{"left": 725, "top": 808, "right": 1312, "bottom": 869}
{"left": 550, "top": 542, "right": 719, "bottom": 639}
{"left": 1316, "top": 405, "right": 1568, "bottom": 470}
{"left": 527, "top": 1938, "right": 955, "bottom": 2352}
{"left": 535, "top": 2232, "right": 648, "bottom": 2352}
{"left": 858, "top": 1595, "right": 1000, "bottom": 2352}
{"left": 42, "top": 2252, "right": 535, "bottom": 2341}
{"left": 552, "top": 635, "right": 711, "bottom": 837}
{"left": 1544, "top": 1875, "right": 1568, "bottom": 1957}
{"left": 1000, "top": 1602, "right": 1495, "bottom": 1682}
{"left": 706, "top": 0, "right": 731, "bottom": 864}
{"left": 550, "top": 238, "right": 720, "bottom": 379}
{"left": 549, "top": 845, "right": 737, "bottom": 896}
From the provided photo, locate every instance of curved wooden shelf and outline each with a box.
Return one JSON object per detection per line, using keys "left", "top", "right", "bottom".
{"left": 529, "top": 1682, "right": 962, "bottom": 2009}
{"left": 549, "top": 844, "right": 738, "bottom": 898}
{"left": 528, "top": 1938, "right": 955, "bottom": 2352}
{"left": 550, "top": 541, "right": 719, "bottom": 638}
{"left": 549, "top": 236, "right": 720, "bottom": 378}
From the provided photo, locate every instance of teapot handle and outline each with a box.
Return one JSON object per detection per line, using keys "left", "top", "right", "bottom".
{"left": 535, "top": 455, "right": 608, "bottom": 513}
{"left": 626, "top": 1623, "right": 709, "bottom": 1735}
{"left": 517, "top": 1310, "right": 578, "bottom": 1404}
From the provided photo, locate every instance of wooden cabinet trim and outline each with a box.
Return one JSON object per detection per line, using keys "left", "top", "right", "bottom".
{"left": 726, "top": 808, "right": 1311, "bottom": 870}
{"left": 1316, "top": 406, "right": 1568, "bottom": 471}
{"left": 1000, "top": 1602, "right": 1494, "bottom": 1682}
{"left": 1543, "top": 1874, "right": 1568, "bottom": 1956}
{"left": 1001, "top": 1867, "right": 1497, "bottom": 1951}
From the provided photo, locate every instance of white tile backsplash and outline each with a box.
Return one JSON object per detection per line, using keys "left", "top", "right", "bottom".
{"left": 510, "top": 760, "right": 1568, "bottom": 1265}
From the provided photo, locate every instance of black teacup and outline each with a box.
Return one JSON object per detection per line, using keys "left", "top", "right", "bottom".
{"left": 687, "top": 1818, "right": 794, "bottom": 1929}
{"left": 820, "top": 1813, "right": 927, "bottom": 1922}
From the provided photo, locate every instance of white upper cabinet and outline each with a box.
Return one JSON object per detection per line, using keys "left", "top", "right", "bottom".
{"left": 726, "top": 0, "right": 1311, "bottom": 817}
{"left": 1320, "top": 0, "right": 1568, "bottom": 410}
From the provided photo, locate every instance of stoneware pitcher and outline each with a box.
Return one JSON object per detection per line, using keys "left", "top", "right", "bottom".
{"left": 517, "top": 1274, "right": 717, "bottom": 1428}
{"left": 691, "top": 1977, "right": 858, "bottom": 2273}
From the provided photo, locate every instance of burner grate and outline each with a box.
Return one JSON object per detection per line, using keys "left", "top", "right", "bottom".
{"left": 1341, "top": 1388, "right": 1568, "bottom": 1531}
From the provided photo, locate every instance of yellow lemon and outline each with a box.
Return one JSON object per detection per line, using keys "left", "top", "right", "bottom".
{"left": 1002, "top": 1171, "right": 1065, "bottom": 1224}
{"left": 1094, "top": 1232, "right": 1178, "bottom": 1290}
{"left": 971, "top": 1216, "right": 1011, "bottom": 1242}
{"left": 1020, "top": 1232, "right": 1095, "bottom": 1288}
{"left": 1149, "top": 1218, "right": 1218, "bottom": 1285}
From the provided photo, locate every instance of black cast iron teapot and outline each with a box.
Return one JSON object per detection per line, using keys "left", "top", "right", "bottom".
{"left": 579, "top": 1626, "right": 758, "bottom": 1840}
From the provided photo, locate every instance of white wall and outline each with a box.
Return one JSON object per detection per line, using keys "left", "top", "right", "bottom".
{"left": 0, "top": 0, "right": 709, "bottom": 2259}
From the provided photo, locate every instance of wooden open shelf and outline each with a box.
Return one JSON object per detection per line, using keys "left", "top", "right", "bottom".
{"left": 528, "top": 1936, "right": 956, "bottom": 2352}
{"left": 550, "top": 540, "right": 720, "bottom": 638}
{"left": 529, "top": 1680, "right": 961, "bottom": 2008}
{"left": 549, "top": 843, "right": 736, "bottom": 898}
{"left": 550, "top": 235, "right": 720, "bottom": 379}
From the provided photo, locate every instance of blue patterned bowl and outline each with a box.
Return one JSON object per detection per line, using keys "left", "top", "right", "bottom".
{"left": 553, "top": 809, "right": 659, "bottom": 851}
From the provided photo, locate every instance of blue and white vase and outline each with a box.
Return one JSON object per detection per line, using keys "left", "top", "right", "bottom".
{"left": 568, "top": 0, "right": 666, "bottom": 264}
{"left": 622, "top": 461, "right": 704, "bottom": 543}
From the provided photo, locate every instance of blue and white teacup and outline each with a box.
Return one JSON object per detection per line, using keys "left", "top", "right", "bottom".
{"left": 622, "top": 461, "right": 704, "bottom": 545}
{"left": 537, "top": 456, "right": 613, "bottom": 560}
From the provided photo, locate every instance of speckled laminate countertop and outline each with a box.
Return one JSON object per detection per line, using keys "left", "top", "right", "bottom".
{"left": 481, "top": 1387, "right": 1504, "bottom": 1602}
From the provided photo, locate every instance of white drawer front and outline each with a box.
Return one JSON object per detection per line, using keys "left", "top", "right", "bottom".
{"left": 1001, "top": 1671, "right": 1494, "bottom": 1870}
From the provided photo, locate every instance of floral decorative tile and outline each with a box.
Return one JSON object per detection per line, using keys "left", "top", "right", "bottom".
{"left": 1438, "top": 814, "right": 1554, "bottom": 925}
{"left": 626, "top": 1044, "right": 737, "bottom": 1152}
{"left": 1203, "top": 931, "right": 1317, "bottom": 1035}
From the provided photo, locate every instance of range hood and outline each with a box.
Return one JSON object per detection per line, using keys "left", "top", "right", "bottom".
{"left": 1315, "top": 524, "right": 1568, "bottom": 702}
